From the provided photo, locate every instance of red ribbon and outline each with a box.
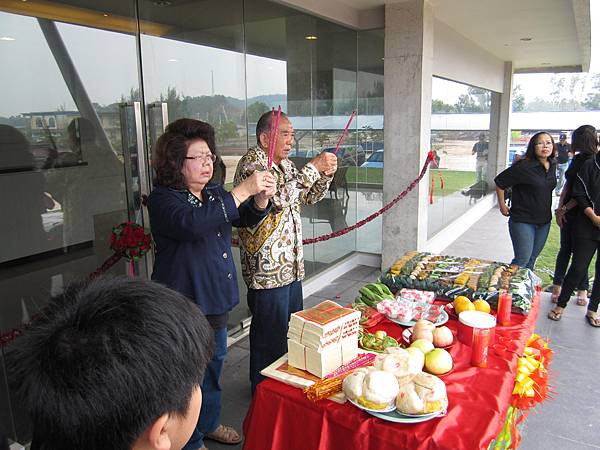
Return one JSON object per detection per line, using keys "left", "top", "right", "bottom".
{"left": 428, "top": 149, "right": 444, "bottom": 204}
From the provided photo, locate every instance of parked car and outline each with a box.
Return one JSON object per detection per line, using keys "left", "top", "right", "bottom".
{"left": 323, "top": 144, "right": 366, "bottom": 166}
{"left": 360, "top": 149, "right": 384, "bottom": 168}
{"left": 508, "top": 145, "right": 526, "bottom": 164}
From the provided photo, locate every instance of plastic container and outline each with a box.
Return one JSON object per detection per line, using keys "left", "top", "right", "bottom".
{"left": 457, "top": 311, "right": 496, "bottom": 346}
{"left": 470, "top": 328, "right": 491, "bottom": 367}
{"left": 497, "top": 291, "right": 512, "bottom": 326}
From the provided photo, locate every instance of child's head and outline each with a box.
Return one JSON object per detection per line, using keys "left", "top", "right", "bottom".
{"left": 10, "top": 276, "right": 213, "bottom": 450}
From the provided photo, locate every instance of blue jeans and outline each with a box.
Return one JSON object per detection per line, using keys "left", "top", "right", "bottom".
{"left": 183, "top": 326, "right": 227, "bottom": 450}
{"left": 555, "top": 162, "right": 569, "bottom": 194}
{"left": 508, "top": 219, "right": 551, "bottom": 270}
{"left": 248, "top": 280, "right": 303, "bottom": 393}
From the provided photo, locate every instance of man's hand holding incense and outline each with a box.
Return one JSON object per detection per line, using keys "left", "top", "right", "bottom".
{"left": 310, "top": 152, "right": 338, "bottom": 176}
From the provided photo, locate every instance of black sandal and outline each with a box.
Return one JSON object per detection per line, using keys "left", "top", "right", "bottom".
{"left": 585, "top": 314, "right": 600, "bottom": 328}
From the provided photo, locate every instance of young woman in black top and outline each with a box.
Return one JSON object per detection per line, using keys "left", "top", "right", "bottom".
{"left": 495, "top": 132, "right": 557, "bottom": 270}
{"left": 551, "top": 125, "right": 598, "bottom": 306}
{"left": 549, "top": 127, "right": 600, "bottom": 327}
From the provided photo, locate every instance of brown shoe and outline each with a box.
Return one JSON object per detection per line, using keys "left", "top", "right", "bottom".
{"left": 205, "top": 424, "right": 242, "bottom": 445}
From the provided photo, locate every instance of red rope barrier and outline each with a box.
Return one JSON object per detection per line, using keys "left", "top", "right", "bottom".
{"left": 232, "top": 151, "right": 435, "bottom": 247}
{"left": 303, "top": 151, "right": 434, "bottom": 244}
{"left": 0, "top": 153, "right": 434, "bottom": 348}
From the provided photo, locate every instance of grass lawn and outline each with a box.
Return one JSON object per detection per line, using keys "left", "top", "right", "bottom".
{"left": 346, "top": 167, "right": 476, "bottom": 198}
{"left": 535, "top": 221, "right": 596, "bottom": 288}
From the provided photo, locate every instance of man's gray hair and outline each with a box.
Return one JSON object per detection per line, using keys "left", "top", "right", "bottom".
{"left": 256, "top": 110, "right": 288, "bottom": 145}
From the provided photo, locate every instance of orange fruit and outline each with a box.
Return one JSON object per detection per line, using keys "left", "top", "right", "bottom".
{"left": 473, "top": 299, "right": 491, "bottom": 314}
{"left": 453, "top": 296, "right": 471, "bottom": 309}
{"left": 454, "top": 297, "right": 475, "bottom": 315}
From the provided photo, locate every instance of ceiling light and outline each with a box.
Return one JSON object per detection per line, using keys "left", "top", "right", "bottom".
{"left": 520, "top": 37, "right": 532, "bottom": 42}
{"left": 168, "top": 59, "right": 178, "bottom": 62}
{"left": 540, "top": 62, "right": 551, "bottom": 66}
{"left": 305, "top": 35, "right": 318, "bottom": 41}
{"left": 153, "top": 0, "right": 172, "bottom": 6}
{"left": 0, "top": 36, "right": 16, "bottom": 41}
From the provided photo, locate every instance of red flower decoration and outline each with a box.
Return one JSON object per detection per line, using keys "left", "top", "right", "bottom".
{"left": 110, "top": 222, "right": 153, "bottom": 261}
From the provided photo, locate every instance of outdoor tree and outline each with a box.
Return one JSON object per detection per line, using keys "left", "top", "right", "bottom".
{"left": 432, "top": 99, "right": 456, "bottom": 113}
{"left": 215, "top": 120, "right": 238, "bottom": 141}
{"left": 512, "top": 85, "right": 525, "bottom": 112}
{"left": 467, "top": 87, "right": 491, "bottom": 112}
{"left": 247, "top": 101, "right": 269, "bottom": 122}
{"left": 583, "top": 74, "right": 600, "bottom": 110}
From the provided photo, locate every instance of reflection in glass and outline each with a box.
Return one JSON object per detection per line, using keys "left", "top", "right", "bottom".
{"left": 428, "top": 77, "right": 493, "bottom": 237}
{"left": 0, "top": 6, "right": 139, "bottom": 443}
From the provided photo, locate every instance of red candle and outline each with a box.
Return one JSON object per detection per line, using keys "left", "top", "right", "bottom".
{"left": 470, "top": 327, "right": 490, "bottom": 367}
{"left": 497, "top": 291, "right": 512, "bottom": 326}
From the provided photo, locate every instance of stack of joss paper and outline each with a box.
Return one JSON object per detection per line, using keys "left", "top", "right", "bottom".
{"left": 287, "top": 300, "right": 360, "bottom": 378}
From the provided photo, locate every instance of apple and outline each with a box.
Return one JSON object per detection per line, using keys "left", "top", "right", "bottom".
{"left": 432, "top": 326, "right": 453, "bottom": 347}
{"left": 425, "top": 348, "right": 453, "bottom": 375}
{"left": 410, "top": 338, "right": 435, "bottom": 354}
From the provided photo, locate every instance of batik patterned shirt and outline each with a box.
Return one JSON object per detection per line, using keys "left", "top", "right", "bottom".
{"left": 234, "top": 147, "right": 332, "bottom": 289}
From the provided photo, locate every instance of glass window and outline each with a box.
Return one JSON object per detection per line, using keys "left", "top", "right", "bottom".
{"left": 428, "top": 77, "right": 493, "bottom": 238}
{"left": 0, "top": 5, "right": 140, "bottom": 443}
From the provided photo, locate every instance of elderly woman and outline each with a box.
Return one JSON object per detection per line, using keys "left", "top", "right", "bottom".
{"left": 147, "top": 118, "right": 275, "bottom": 450}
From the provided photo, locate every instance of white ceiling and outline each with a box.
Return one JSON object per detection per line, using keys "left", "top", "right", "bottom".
{"left": 279, "top": 0, "right": 592, "bottom": 71}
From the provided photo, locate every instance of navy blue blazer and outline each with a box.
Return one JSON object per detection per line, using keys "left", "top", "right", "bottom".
{"left": 147, "top": 183, "right": 270, "bottom": 315}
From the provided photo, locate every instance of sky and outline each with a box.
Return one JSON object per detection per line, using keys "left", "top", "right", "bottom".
{"left": 0, "top": 5, "right": 598, "bottom": 117}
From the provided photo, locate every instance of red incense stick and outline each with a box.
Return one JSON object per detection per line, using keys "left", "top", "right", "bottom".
{"left": 268, "top": 105, "right": 282, "bottom": 169}
{"left": 267, "top": 107, "right": 275, "bottom": 164}
{"left": 333, "top": 110, "right": 356, "bottom": 155}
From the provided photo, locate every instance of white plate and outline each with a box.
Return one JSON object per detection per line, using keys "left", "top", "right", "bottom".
{"left": 388, "top": 309, "right": 449, "bottom": 328}
{"left": 348, "top": 397, "right": 396, "bottom": 413}
{"left": 368, "top": 408, "right": 445, "bottom": 423}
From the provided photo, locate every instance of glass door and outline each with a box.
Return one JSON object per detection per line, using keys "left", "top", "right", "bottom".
{"left": 137, "top": 0, "right": 251, "bottom": 334}
{"left": 0, "top": 1, "right": 145, "bottom": 444}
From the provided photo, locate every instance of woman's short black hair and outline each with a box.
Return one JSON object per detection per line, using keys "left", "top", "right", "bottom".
{"left": 571, "top": 125, "right": 598, "bottom": 156}
{"left": 8, "top": 275, "right": 214, "bottom": 450}
{"left": 523, "top": 131, "right": 556, "bottom": 161}
{"left": 153, "top": 118, "right": 221, "bottom": 188}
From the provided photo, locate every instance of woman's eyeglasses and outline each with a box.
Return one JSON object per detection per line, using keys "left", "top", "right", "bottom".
{"left": 185, "top": 153, "right": 217, "bottom": 164}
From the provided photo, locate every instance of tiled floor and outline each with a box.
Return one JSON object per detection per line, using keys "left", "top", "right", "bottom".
{"left": 206, "top": 207, "right": 600, "bottom": 450}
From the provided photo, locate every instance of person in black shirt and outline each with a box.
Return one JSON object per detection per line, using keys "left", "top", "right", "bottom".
{"left": 551, "top": 126, "right": 598, "bottom": 306}
{"left": 472, "top": 132, "right": 489, "bottom": 183}
{"left": 495, "top": 132, "right": 557, "bottom": 270}
{"left": 549, "top": 127, "right": 600, "bottom": 327}
{"left": 554, "top": 133, "right": 572, "bottom": 195}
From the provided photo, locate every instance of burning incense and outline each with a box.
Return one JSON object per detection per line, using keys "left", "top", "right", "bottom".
{"left": 333, "top": 110, "right": 356, "bottom": 155}
{"left": 268, "top": 105, "right": 282, "bottom": 169}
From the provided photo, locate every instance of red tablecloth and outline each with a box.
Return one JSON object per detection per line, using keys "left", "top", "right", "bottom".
{"left": 243, "top": 296, "right": 540, "bottom": 450}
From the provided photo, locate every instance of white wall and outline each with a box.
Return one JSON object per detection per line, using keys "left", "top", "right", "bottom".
{"left": 433, "top": 19, "right": 505, "bottom": 93}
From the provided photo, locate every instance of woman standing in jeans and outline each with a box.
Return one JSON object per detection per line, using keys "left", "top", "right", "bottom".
{"left": 551, "top": 126, "right": 598, "bottom": 305}
{"left": 148, "top": 119, "right": 276, "bottom": 450}
{"left": 495, "top": 132, "right": 557, "bottom": 270}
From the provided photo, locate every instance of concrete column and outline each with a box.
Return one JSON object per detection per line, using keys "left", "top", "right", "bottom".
{"left": 382, "top": 0, "right": 434, "bottom": 270}
{"left": 487, "top": 61, "right": 513, "bottom": 186}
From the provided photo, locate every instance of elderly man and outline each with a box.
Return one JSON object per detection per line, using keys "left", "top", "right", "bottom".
{"left": 234, "top": 110, "right": 337, "bottom": 392}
